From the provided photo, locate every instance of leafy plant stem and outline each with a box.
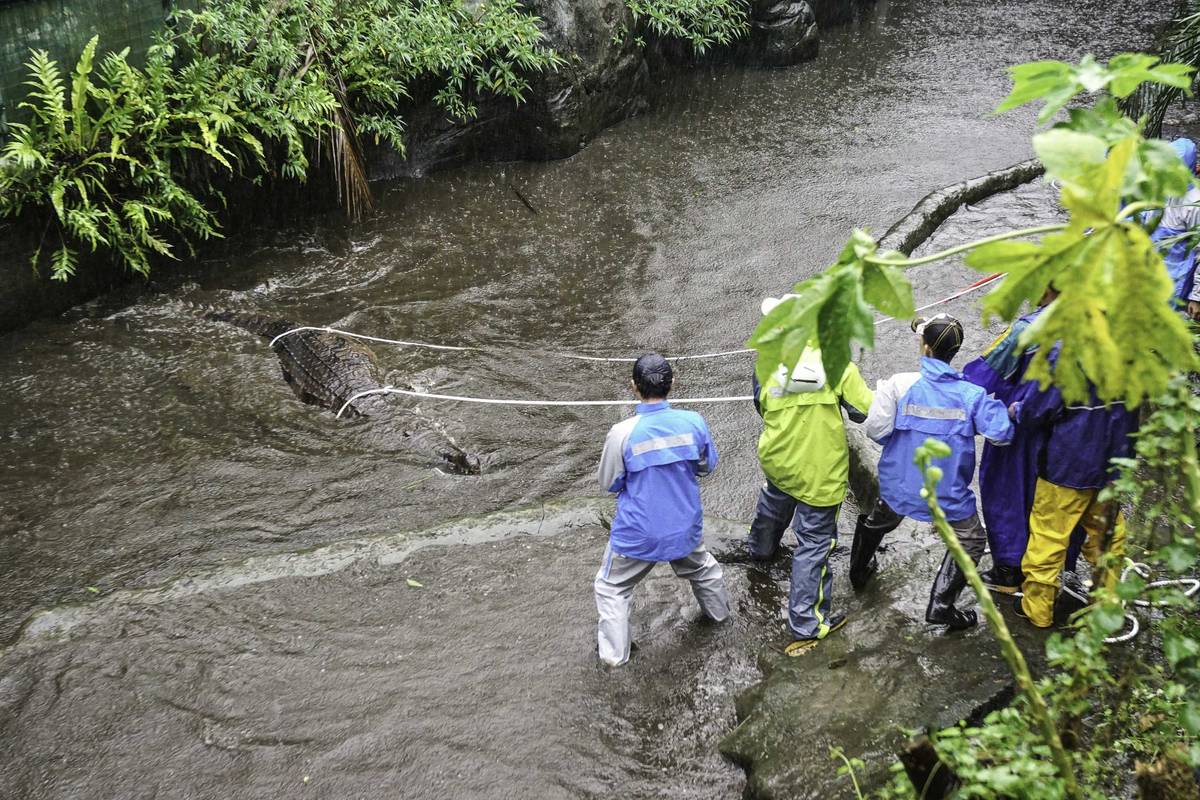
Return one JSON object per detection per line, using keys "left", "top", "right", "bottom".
{"left": 829, "top": 746, "right": 865, "bottom": 800}
{"left": 1178, "top": 386, "right": 1200, "bottom": 520}
{"left": 865, "top": 223, "right": 1068, "bottom": 268}
{"left": 1115, "top": 200, "right": 1160, "bottom": 221}
{"left": 916, "top": 439, "right": 1083, "bottom": 800}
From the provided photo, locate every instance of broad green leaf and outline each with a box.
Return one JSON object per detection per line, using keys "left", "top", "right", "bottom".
{"left": 1132, "top": 137, "right": 1196, "bottom": 205}
{"left": 1181, "top": 702, "right": 1200, "bottom": 737}
{"left": 996, "top": 60, "right": 1074, "bottom": 115}
{"left": 1074, "top": 55, "right": 1108, "bottom": 93}
{"left": 1107, "top": 52, "right": 1194, "bottom": 97}
{"left": 746, "top": 271, "right": 833, "bottom": 385}
{"left": 1161, "top": 543, "right": 1198, "bottom": 574}
{"left": 977, "top": 230, "right": 1083, "bottom": 323}
{"left": 1164, "top": 631, "right": 1200, "bottom": 669}
{"left": 1105, "top": 225, "right": 1197, "bottom": 405}
{"left": 1114, "top": 573, "right": 1145, "bottom": 601}
{"left": 861, "top": 261, "right": 914, "bottom": 318}
{"left": 1033, "top": 129, "right": 1107, "bottom": 189}
{"left": 1088, "top": 601, "right": 1126, "bottom": 636}
{"left": 815, "top": 268, "right": 874, "bottom": 387}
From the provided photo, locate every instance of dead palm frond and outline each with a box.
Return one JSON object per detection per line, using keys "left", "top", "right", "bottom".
{"left": 323, "top": 96, "right": 373, "bottom": 221}
{"left": 304, "top": 31, "right": 373, "bottom": 221}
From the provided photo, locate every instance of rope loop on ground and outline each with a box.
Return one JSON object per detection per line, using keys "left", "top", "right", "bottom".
{"left": 1053, "top": 559, "right": 1200, "bottom": 644}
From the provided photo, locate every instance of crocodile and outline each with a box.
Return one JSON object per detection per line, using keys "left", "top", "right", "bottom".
{"left": 206, "top": 311, "right": 481, "bottom": 475}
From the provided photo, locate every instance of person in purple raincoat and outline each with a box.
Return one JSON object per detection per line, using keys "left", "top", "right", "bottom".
{"left": 961, "top": 287, "right": 1057, "bottom": 593}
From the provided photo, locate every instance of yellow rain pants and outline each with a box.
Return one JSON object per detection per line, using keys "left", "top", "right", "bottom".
{"left": 1020, "top": 479, "right": 1126, "bottom": 628}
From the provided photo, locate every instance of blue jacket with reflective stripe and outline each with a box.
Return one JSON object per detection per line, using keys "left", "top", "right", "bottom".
{"left": 597, "top": 401, "right": 717, "bottom": 561}
{"left": 874, "top": 358, "right": 1014, "bottom": 522}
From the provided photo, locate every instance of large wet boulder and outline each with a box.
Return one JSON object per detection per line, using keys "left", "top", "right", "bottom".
{"left": 369, "top": 0, "right": 822, "bottom": 177}
{"left": 717, "top": 509, "right": 1053, "bottom": 799}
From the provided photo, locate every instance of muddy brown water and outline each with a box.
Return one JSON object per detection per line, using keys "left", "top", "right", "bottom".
{"left": 0, "top": 2, "right": 1169, "bottom": 797}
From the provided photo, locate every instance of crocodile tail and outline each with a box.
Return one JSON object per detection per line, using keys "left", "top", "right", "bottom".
{"left": 204, "top": 310, "right": 299, "bottom": 341}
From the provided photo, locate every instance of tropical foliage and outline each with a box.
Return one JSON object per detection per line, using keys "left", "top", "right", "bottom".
{"left": 626, "top": 0, "right": 750, "bottom": 53}
{"left": 0, "top": 0, "right": 562, "bottom": 279}
{"left": 0, "top": 0, "right": 752, "bottom": 281}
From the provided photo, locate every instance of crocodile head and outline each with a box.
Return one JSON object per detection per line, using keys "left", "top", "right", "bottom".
{"left": 442, "top": 447, "right": 483, "bottom": 476}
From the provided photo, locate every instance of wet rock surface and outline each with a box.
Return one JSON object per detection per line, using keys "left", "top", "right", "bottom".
{"left": 370, "top": 0, "right": 823, "bottom": 178}
{"left": 719, "top": 519, "right": 1053, "bottom": 799}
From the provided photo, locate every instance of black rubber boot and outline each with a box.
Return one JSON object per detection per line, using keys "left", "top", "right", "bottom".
{"left": 925, "top": 551, "right": 978, "bottom": 630}
{"left": 848, "top": 514, "right": 887, "bottom": 591}
{"left": 980, "top": 563, "right": 1023, "bottom": 595}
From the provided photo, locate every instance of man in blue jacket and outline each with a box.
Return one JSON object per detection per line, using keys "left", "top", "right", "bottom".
{"left": 1147, "top": 138, "right": 1200, "bottom": 311}
{"left": 849, "top": 315, "right": 1014, "bottom": 629}
{"left": 593, "top": 353, "right": 730, "bottom": 667}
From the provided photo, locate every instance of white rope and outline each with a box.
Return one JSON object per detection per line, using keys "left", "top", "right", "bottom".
{"left": 270, "top": 326, "right": 474, "bottom": 351}
{"left": 875, "top": 273, "right": 1005, "bottom": 326}
{"left": 270, "top": 325, "right": 752, "bottom": 362}
{"left": 273, "top": 273, "right": 1007, "bottom": 359}
{"left": 1054, "top": 560, "right": 1199, "bottom": 644}
{"left": 336, "top": 386, "right": 755, "bottom": 419}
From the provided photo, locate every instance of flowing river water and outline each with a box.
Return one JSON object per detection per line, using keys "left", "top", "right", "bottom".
{"left": 0, "top": 2, "right": 1172, "bottom": 797}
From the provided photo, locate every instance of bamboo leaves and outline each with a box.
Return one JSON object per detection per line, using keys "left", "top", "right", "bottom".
{"left": 626, "top": 0, "right": 750, "bottom": 53}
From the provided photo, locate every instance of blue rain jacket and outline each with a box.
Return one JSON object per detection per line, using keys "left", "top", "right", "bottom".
{"left": 597, "top": 401, "right": 717, "bottom": 562}
{"left": 1148, "top": 138, "right": 1200, "bottom": 303}
{"left": 1011, "top": 378, "right": 1138, "bottom": 491}
{"left": 962, "top": 308, "right": 1047, "bottom": 566}
{"left": 876, "top": 358, "right": 1014, "bottom": 523}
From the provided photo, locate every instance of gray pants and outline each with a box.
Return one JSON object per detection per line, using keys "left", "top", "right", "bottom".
{"left": 593, "top": 542, "right": 731, "bottom": 667}
{"left": 747, "top": 481, "right": 842, "bottom": 639}
{"left": 860, "top": 498, "right": 988, "bottom": 560}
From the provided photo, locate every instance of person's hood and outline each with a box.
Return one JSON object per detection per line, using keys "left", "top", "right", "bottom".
{"left": 1172, "top": 137, "right": 1197, "bottom": 172}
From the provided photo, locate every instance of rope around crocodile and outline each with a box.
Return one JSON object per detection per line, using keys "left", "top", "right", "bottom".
{"left": 274, "top": 272, "right": 1006, "bottom": 363}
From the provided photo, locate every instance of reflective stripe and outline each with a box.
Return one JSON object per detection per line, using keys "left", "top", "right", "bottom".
{"left": 903, "top": 403, "right": 967, "bottom": 421}
{"left": 814, "top": 535, "right": 838, "bottom": 635}
{"left": 630, "top": 433, "right": 695, "bottom": 456}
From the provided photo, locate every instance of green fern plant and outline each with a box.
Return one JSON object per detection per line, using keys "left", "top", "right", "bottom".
{"left": 0, "top": 0, "right": 564, "bottom": 280}
{"left": 0, "top": 38, "right": 233, "bottom": 278}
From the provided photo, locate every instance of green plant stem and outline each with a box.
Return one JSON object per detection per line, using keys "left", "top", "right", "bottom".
{"left": 916, "top": 444, "right": 1083, "bottom": 800}
{"left": 830, "top": 747, "right": 865, "bottom": 800}
{"left": 1116, "top": 200, "right": 1159, "bottom": 222}
{"left": 865, "top": 223, "right": 1067, "bottom": 268}
{"left": 1177, "top": 385, "right": 1200, "bottom": 522}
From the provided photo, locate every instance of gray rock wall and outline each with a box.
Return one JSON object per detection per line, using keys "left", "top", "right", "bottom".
{"left": 369, "top": 0, "right": 822, "bottom": 177}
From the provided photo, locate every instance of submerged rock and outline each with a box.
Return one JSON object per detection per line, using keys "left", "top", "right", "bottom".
{"left": 718, "top": 516, "right": 1051, "bottom": 799}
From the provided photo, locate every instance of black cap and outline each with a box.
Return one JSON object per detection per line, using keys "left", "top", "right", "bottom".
{"left": 633, "top": 353, "right": 673, "bottom": 398}
{"left": 911, "top": 314, "right": 964, "bottom": 362}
